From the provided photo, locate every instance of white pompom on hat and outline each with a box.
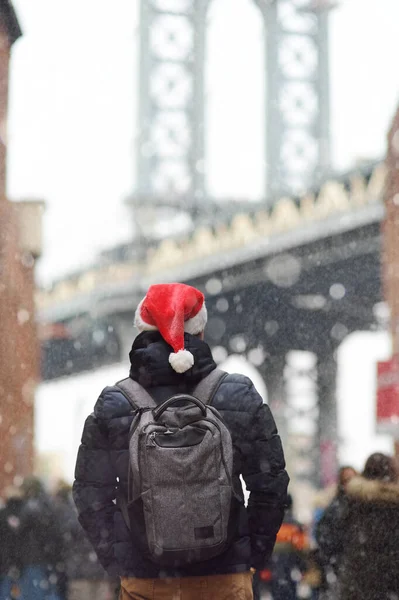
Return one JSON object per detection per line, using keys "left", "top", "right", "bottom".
{"left": 134, "top": 283, "right": 208, "bottom": 373}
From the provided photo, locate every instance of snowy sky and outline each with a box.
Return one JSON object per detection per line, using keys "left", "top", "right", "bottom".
{"left": 7, "top": 0, "right": 399, "bottom": 283}
{"left": 7, "top": 0, "right": 398, "bottom": 482}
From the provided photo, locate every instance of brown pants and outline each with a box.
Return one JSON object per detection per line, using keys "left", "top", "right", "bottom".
{"left": 68, "top": 579, "right": 117, "bottom": 600}
{"left": 119, "top": 572, "right": 253, "bottom": 600}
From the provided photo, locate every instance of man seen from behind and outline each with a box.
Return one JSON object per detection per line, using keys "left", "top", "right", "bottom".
{"left": 73, "top": 283, "right": 289, "bottom": 599}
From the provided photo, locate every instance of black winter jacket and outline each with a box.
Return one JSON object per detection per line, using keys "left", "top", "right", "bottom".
{"left": 73, "top": 331, "right": 289, "bottom": 578}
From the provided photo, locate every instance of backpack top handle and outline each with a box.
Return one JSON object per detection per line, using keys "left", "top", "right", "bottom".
{"left": 153, "top": 394, "right": 207, "bottom": 421}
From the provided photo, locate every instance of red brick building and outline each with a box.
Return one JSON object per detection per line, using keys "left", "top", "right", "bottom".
{"left": 0, "top": 2, "right": 43, "bottom": 495}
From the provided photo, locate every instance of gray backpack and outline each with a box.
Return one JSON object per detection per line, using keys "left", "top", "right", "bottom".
{"left": 116, "top": 369, "right": 236, "bottom": 567}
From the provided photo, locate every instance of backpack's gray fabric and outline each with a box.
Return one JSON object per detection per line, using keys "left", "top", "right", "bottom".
{"left": 115, "top": 377, "right": 156, "bottom": 410}
{"left": 190, "top": 368, "right": 228, "bottom": 406}
{"left": 115, "top": 369, "right": 233, "bottom": 567}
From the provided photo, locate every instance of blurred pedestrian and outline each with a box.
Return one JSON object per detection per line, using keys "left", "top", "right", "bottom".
{"left": 0, "top": 486, "right": 25, "bottom": 599}
{"left": 0, "top": 477, "right": 64, "bottom": 600}
{"left": 268, "top": 493, "right": 308, "bottom": 600}
{"left": 330, "top": 453, "right": 399, "bottom": 599}
{"left": 73, "top": 283, "right": 289, "bottom": 599}
{"left": 21, "top": 476, "right": 64, "bottom": 600}
{"left": 315, "top": 465, "right": 357, "bottom": 597}
{"left": 301, "top": 548, "right": 325, "bottom": 600}
{"left": 53, "top": 481, "right": 118, "bottom": 600}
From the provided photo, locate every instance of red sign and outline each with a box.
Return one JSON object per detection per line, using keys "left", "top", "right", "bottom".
{"left": 376, "top": 357, "right": 399, "bottom": 435}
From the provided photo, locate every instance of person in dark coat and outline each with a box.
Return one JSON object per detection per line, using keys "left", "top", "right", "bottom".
{"left": 330, "top": 453, "right": 399, "bottom": 600}
{"left": 0, "top": 487, "right": 25, "bottom": 598}
{"left": 53, "top": 482, "right": 118, "bottom": 600}
{"left": 315, "top": 465, "right": 357, "bottom": 594}
{"left": 73, "top": 283, "right": 289, "bottom": 600}
{"left": 0, "top": 477, "right": 64, "bottom": 600}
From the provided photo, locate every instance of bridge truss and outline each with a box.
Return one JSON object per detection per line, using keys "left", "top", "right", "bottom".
{"left": 135, "top": 0, "right": 331, "bottom": 210}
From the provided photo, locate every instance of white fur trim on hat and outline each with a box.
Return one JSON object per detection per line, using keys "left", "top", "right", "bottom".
{"left": 184, "top": 303, "right": 207, "bottom": 335}
{"left": 134, "top": 299, "right": 158, "bottom": 332}
{"left": 169, "top": 349, "right": 195, "bottom": 373}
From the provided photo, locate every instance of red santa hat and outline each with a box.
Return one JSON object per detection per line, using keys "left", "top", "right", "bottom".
{"left": 134, "top": 283, "right": 208, "bottom": 373}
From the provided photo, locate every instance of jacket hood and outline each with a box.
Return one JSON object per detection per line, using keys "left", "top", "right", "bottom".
{"left": 129, "top": 330, "right": 216, "bottom": 387}
{"left": 346, "top": 475, "right": 399, "bottom": 505}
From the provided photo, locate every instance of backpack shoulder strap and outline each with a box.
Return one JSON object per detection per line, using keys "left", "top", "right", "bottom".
{"left": 192, "top": 368, "right": 228, "bottom": 406}
{"left": 115, "top": 377, "right": 157, "bottom": 410}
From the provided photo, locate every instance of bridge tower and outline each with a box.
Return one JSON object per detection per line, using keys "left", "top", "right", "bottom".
{"left": 134, "top": 0, "right": 332, "bottom": 207}
{"left": 133, "top": 0, "right": 335, "bottom": 491}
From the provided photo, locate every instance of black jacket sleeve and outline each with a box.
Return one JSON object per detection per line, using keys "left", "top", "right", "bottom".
{"left": 72, "top": 407, "right": 119, "bottom": 576}
{"left": 239, "top": 384, "right": 289, "bottom": 569}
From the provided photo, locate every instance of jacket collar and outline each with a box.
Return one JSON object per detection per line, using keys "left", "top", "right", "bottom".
{"left": 129, "top": 331, "right": 216, "bottom": 388}
{"left": 346, "top": 476, "right": 399, "bottom": 505}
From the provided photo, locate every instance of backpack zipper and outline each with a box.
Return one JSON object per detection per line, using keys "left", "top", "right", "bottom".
{"left": 148, "top": 428, "right": 175, "bottom": 446}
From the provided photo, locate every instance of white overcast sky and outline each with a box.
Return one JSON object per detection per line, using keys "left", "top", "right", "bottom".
{"left": 7, "top": 0, "right": 399, "bottom": 283}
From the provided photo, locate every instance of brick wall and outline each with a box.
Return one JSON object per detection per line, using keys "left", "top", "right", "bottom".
{"left": 0, "top": 20, "right": 38, "bottom": 495}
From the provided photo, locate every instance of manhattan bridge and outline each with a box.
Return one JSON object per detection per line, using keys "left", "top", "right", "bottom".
{"left": 37, "top": 0, "right": 387, "bottom": 495}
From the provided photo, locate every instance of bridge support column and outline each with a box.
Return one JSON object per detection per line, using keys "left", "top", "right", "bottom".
{"left": 259, "top": 354, "right": 288, "bottom": 447}
{"left": 317, "top": 353, "right": 338, "bottom": 487}
{"left": 284, "top": 352, "right": 320, "bottom": 503}
{"left": 261, "top": 352, "right": 322, "bottom": 521}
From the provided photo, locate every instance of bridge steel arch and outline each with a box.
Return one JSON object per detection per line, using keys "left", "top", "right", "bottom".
{"left": 135, "top": 0, "right": 330, "bottom": 204}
